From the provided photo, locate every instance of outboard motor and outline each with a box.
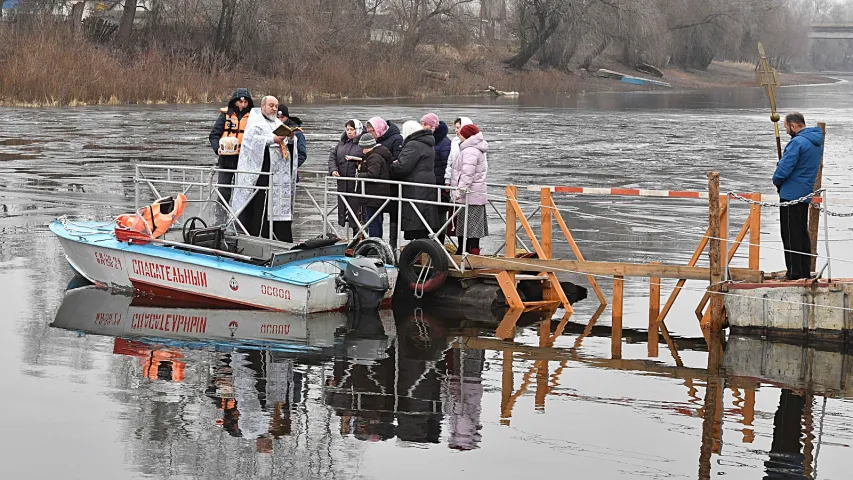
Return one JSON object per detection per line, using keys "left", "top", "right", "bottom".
{"left": 343, "top": 257, "right": 390, "bottom": 311}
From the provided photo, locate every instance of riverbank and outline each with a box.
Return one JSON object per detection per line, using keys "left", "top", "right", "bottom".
{"left": 0, "top": 29, "right": 835, "bottom": 107}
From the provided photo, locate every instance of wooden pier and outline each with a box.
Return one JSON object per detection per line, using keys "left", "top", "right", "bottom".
{"left": 448, "top": 171, "right": 769, "bottom": 360}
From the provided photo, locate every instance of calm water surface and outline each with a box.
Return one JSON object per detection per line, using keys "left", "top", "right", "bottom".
{"left": 2, "top": 78, "right": 853, "bottom": 479}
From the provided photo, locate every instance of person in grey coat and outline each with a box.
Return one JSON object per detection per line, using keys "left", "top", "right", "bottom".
{"left": 328, "top": 119, "right": 365, "bottom": 236}
{"left": 390, "top": 121, "right": 439, "bottom": 240}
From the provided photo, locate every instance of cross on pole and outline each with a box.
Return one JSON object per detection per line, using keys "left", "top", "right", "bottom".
{"left": 756, "top": 42, "right": 782, "bottom": 159}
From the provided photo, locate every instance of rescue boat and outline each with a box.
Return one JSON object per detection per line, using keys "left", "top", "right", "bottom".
{"left": 52, "top": 282, "right": 397, "bottom": 358}
{"left": 50, "top": 199, "right": 398, "bottom": 314}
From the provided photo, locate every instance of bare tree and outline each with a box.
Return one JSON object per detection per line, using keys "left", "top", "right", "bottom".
{"left": 387, "top": 0, "right": 474, "bottom": 55}
{"left": 214, "top": 0, "right": 237, "bottom": 55}
{"left": 117, "top": 0, "right": 138, "bottom": 46}
{"left": 505, "top": 0, "right": 566, "bottom": 69}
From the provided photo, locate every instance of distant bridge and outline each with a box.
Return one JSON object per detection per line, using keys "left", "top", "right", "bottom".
{"left": 809, "top": 24, "right": 853, "bottom": 39}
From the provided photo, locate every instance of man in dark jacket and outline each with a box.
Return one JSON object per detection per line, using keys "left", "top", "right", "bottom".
{"left": 391, "top": 126, "right": 439, "bottom": 240}
{"left": 357, "top": 136, "right": 391, "bottom": 238}
{"left": 277, "top": 105, "right": 307, "bottom": 168}
{"left": 209, "top": 88, "right": 254, "bottom": 205}
{"left": 772, "top": 112, "right": 824, "bottom": 280}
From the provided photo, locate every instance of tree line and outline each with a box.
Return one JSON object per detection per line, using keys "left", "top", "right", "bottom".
{"left": 4, "top": 0, "right": 853, "bottom": 77}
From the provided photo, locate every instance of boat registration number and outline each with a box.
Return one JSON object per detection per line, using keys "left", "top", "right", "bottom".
{"left": 94, "top": 251, "right": 123, "bottom": 270}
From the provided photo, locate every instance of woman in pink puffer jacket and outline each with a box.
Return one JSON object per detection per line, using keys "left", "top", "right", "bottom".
{"left": 450, "top": 124, "right": 489, "bottom": 254}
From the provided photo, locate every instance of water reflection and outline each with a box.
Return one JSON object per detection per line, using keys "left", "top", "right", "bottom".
{"left": 43, "top": 281, "right": 852, "bottom": 478}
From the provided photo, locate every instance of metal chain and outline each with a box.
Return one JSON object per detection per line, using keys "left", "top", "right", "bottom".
{"left": 811, "top": 203, "right": 853, "bottom": 217}
{"left": 726, "top": 189, "right": 825, "bottom": 208}
{"left": 728, "top": 189, "right": 853, "bottom": 217}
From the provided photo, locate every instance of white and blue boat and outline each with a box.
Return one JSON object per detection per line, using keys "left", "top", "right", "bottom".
{"left": 50, "top": 164, "right": 398, "bottom": 314}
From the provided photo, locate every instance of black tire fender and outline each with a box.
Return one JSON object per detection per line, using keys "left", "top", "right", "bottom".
{"left": 352, "top": 237, "right": 396, "bottom": 266}
{"left": 398, "top": 239, "right": 448, "bottom": 294}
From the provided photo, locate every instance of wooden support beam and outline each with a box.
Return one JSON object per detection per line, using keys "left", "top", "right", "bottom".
{"left": 451, "top": 255, "right": 763, "bottom": 282}
{"left": 541, "top": 189, "right": 557, "bottom": 305}
{"left": 541, "top": 189, "right": 553, "bottom": 259}
{"left": 612, "top": 275, "right": 624, "bottom": 359}
{"left": 550, "top": 196, "right": 608, "bottom": 305}
{"left": 742, "top": 388, "right": 755, "bottom": 444}
{"left": 654, "top": 226, "right": 711, "bottom": 329}
{"left": 808, "top": 122, "right": 826, "bottom": 273}
{"left": 708, "top": 172, "right": 725, "bottom": 332}
{"left": 649, "top": 262, "right": 661, "bottom": 358}
{"left": 571, "top": 303, "right": 605, "bottom": 349}
{"left": 500, "top": 349, "right": 514, "bottom": 425}
{"left": 495, "top": 306, "right": 524, "bottom": 340}
{"left": 721, "top": 196, "right": 729, "bottom": 279}
{"left": 698, "top": 374, "right": 723, "bottom": 479}
{"left": 506, "top": 185, "right": 517, "bottom": 287}
{"left": 456, "top": 336, "right": 709, "bottom": 380}
{"left": 496, "top": 272, "right": 525, "bottom": 310}
{"left": 696, "top": 214, "right": 752, "bottom": 320}
{"left": 749, "top": 193, "right": 761, "bottom": 271}
{"left": 536, "top": 321, "right": 549, "bottom": 411}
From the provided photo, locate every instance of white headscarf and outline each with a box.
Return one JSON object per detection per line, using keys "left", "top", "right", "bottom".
{"left": 349, "top": 119, "right": 363, "bottom": 137}
{"left": 401, "top": 120, "right": 421, "bottom": 140}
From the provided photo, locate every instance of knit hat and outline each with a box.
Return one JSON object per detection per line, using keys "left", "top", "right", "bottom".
{"left": 420, "top": 113, "right": 439, "bottom": 130}
{"left": 359, "top": 135, "right": 377, "bottom": 149}
{"left": 277, "top": 105, "right": 289, "bottom": 117}
{"left": 459, "top": 124, "right": 480, "bottom": 139}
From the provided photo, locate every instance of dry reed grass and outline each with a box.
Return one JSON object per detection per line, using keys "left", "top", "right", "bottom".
{"left": 0, "top": 26, "right": 646, "bottom": 107}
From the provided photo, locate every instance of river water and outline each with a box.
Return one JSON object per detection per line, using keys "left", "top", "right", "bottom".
{"left": 2, "top": 78, "right": 853, "bottom": 479}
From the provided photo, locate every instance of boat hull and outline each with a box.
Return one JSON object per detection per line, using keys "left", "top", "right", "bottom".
{"left": 51, "top": 221, "right": 396, "bottom": 314}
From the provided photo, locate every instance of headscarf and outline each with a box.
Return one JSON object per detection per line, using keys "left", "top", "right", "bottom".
{"left": 347, "top": 119, "right": 363, "bottom": 137}
{"left": 458, "top": 117, "right": 473, "bottom": 132}
{"left": 366, "top": 116, "right": 388, "bottom": 138}
{"left": 401, "top": 120, "right": 422, "bottom": 140}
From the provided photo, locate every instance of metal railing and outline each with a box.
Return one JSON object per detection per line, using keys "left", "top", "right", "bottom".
{"left": 134, "top": 164, "right": 276, "bottom": 238}
{"left": 133, "top": 164, "right": 522, "bottom": 274}
{"left": 297, "top": 169, "right": 471, "bottom": 272}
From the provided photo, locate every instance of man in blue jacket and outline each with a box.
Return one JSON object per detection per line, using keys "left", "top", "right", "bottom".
{"left": 772, "top": 112, "right": 824, "bottom": 280}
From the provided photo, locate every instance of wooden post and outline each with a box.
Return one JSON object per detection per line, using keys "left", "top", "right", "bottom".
{"left": 612, "top": 275, "right": 624, "bottom": 359}
{"left": 808, "top": 122, "right": 826, "bottom": 273}
{"left": 698, "top": 374, "right": 722, "bottom": 480}
{"left": 541, "top": 188, "right": 556, "bottom": 303}
{"left": 708, "top": 172, "right": 725, "bottom": 332}
{"left": 541, "top": 189, "right": 553, "bottom": 259}
{"left": 500, "top": 349, "right": 514, "bottom": 425}
{"left": 742, "top": 387, "right": 755, "bottom": 443}
{"left": 506, "top": 185, "right": 517, "bottom": 278}
{"left": 720, "top": 195, "right": 729, "bottom": 279}
{"left": 749, "top": 193, "right": 761, "bottom": 271}
{"left": 649, "top": 262, "right": 660, "bottom": 358}
{"left": 535, "top": 320, "right": 549, "bottom": 411}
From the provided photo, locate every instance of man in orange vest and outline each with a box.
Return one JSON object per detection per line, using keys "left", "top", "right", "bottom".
{"left": 209, "top": 88, "right": 254, "bottom": 206}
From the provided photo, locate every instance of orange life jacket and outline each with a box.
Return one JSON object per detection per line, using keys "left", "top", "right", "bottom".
{"left": 143, "top": 351, "right": 186, "bottom": 382}
{"left": 115, "top": 194, "right": 187, "bottom": 241}
{"left": 220, "top": 108, "right": 250, "bottom": 155}
{"left": 139, "top": 194, "right": 187, "bottom": 239}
